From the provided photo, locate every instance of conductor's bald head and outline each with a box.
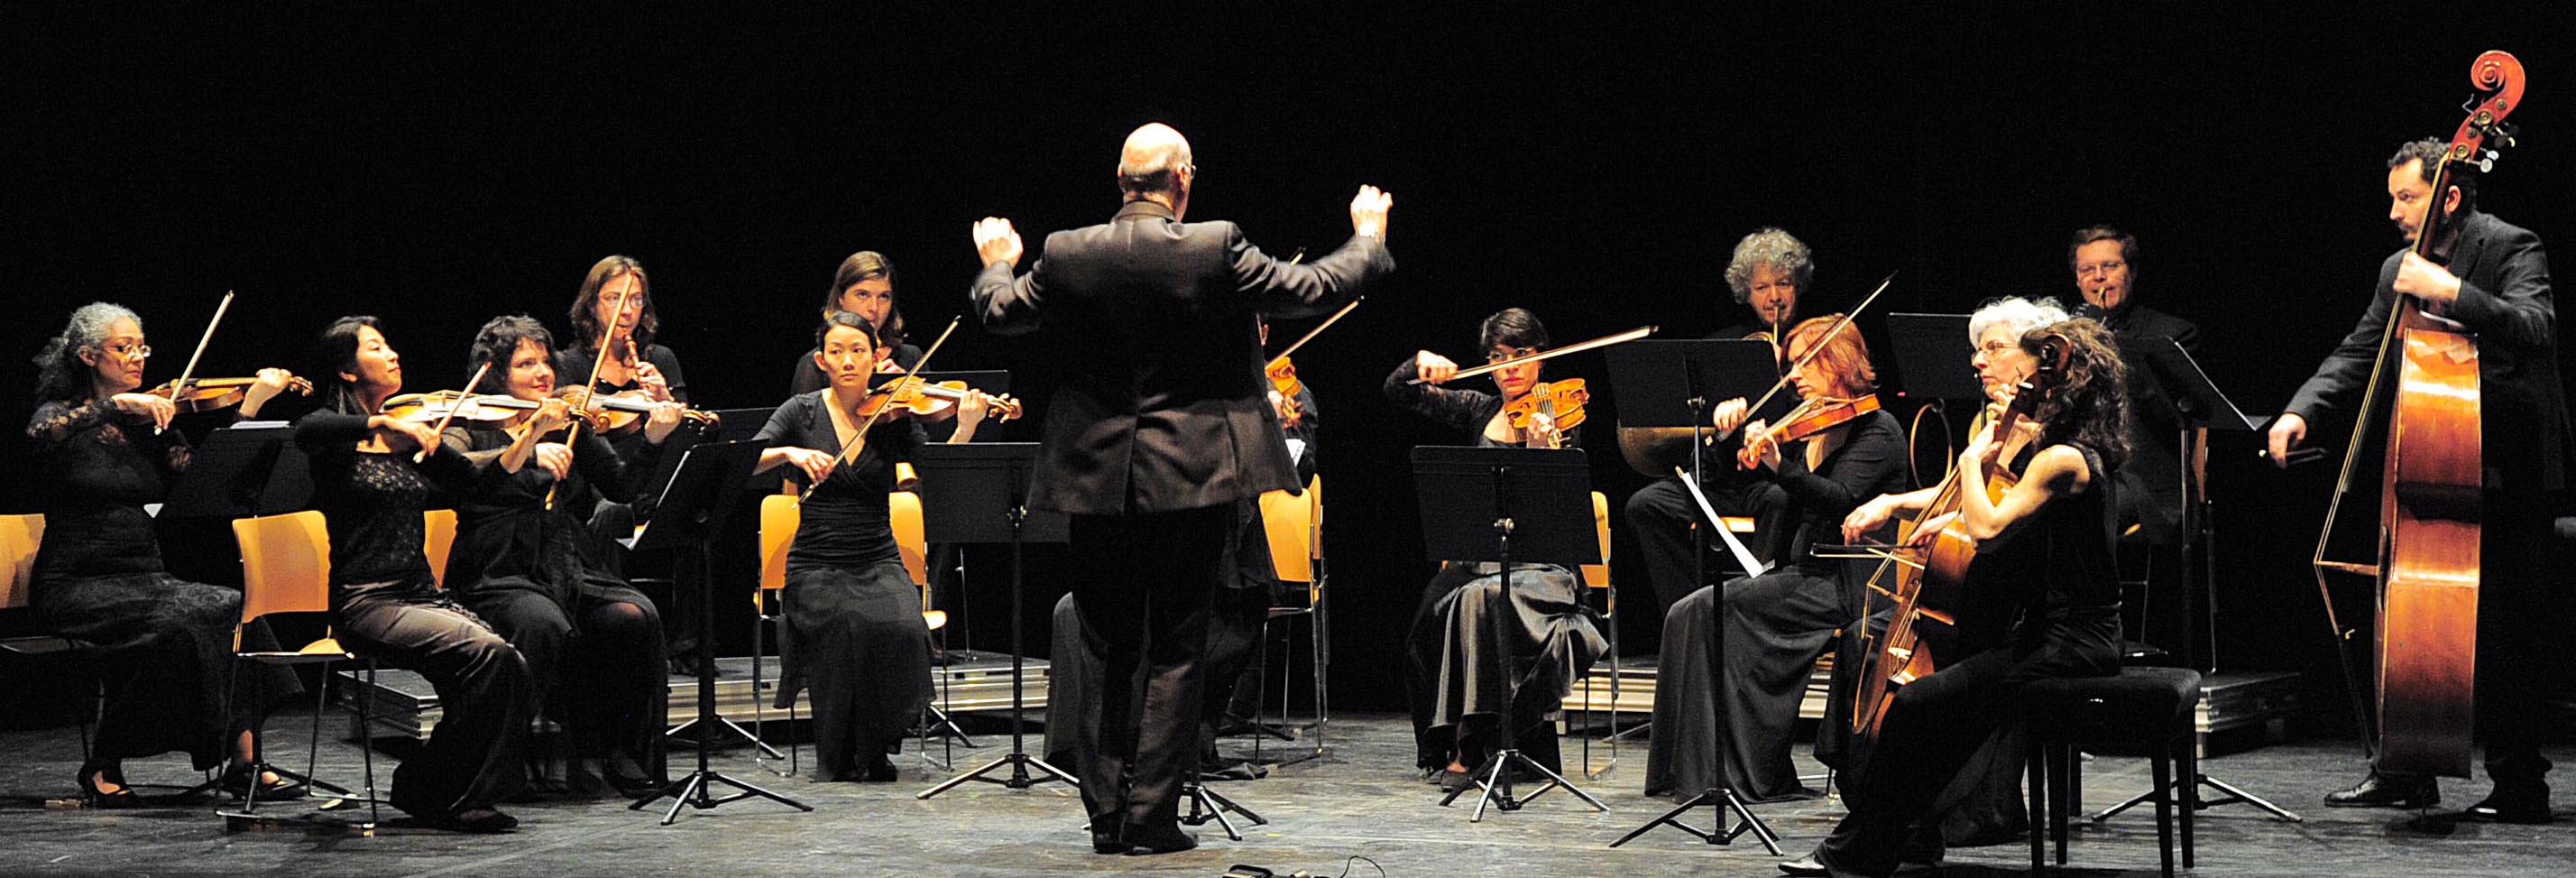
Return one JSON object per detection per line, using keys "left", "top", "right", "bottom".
{"left": 1117, "top": 123, "right": 1194, "bottom": 216}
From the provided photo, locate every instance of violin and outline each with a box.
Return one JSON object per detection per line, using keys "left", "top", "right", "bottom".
{"left": 556, "top": 387, "right": 722, "bottom": 433}
{"left": 1736, "top": 393, "right": 1881, "bottom": 470}
{"left": 1501, "top": 378, "right": 1590, "bottom": 443}
{"left": 382, "top": 390, "right": 542, "bottom": 424}
{"left": 854, "top": 376, "right": 1023, "bottom": 422}
{"left": 149, "top": 374, "right": 314, "bottom": 414}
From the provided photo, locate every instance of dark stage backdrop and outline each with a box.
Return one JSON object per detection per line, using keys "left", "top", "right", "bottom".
{"left": 7, "top": 7, "right": 2571, "bottom": 727}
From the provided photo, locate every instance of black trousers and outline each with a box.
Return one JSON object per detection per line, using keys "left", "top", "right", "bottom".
{"left": 1625, "top": 475, "right": 1786, "bottom": 614}
{"left": 1067, "top": 506, "right": 1229, "bottom": 834}
{"left": 455, "top": 578, "right": 667, "bottom": 772}
{"left": 337, "top": 591, "right": 531, "bottom": 818}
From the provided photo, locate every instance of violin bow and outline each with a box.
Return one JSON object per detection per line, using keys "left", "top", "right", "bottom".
{"left": 159, "top": 291, "right": 235, "bottom": 434}
{"left": 545, "top": 281, "right": 636, "bottom": 510}
{"left": 1409, "top": 325, "right": 1659, "bottom": 385}
{"left": 1265, "top": 297, "right": 1363, "bottom": 370}
{"left": 802, "top": 316, "right": 963, "bottom": 503}
{"left": 415, "top": 362, "right": 494, "bottom": 464}
{"left": 1719, "top": 271, "right": 1896, "bottom": 440}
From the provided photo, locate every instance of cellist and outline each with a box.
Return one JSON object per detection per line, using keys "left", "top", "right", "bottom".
{"left": 1784, "top": 318, "right": 2130, "bottom": 878}
{"left": 2268, "top": 138, "right": 2570, "bottom": 823}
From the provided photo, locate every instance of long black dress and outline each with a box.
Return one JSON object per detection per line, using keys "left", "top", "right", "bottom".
{"left": 442, "top": 421, "right": 667, "bottom": 781}
{"left": 296, "top": 410, "right": 533, "bottom": 819}
{"left": 1381, "top": 356, "right": 1608, "bottom": 774}
{"left": 1814, "top": 442, "right": 2124, "bottom": 876}
{"left": 24, "top": 399, "right": 295, "bottom": 772}
{"left": 1642, "top": 408, "right": 1906, "bottom": 802}
{"left": 754, "top": 391, "right": 933, "bottom": 780}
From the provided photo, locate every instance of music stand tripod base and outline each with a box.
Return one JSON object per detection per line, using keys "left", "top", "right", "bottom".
{"left": 620, "top": 439, "right": 812, "bottom": 824}
{"left": 1181, "top": 780, "right": 1268, "bottom": 840}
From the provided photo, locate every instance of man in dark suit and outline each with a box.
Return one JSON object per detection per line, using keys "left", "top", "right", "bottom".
{"left": 2068, "top": 225, "right": 2201, "bottom": 547}
{"left": 2269, "top": 138, "right": 2570, "bottom": 823}
{"left": 971, "top": 122, "right": 1393, "bottom": 855}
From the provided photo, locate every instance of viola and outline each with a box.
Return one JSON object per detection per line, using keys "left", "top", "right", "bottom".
{"left": 1501, "top": 378, "right": 1590, "bottom": 440}
{"left": 149, "top": 374, "right": 314, "bottom": 414}
{"left": 1735, "top": 393, "right": 1881, "bottom": 470}
{"left": 854, "top": 376, "right": 1022, "bottom": 422}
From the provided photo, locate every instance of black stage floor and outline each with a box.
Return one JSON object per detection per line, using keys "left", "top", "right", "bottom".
{"left": 3, "top": 709, "right": 2569, "bottom": 877}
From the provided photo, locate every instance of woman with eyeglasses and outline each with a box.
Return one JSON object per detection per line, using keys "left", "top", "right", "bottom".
{"left": 23, "top": 303, "right": 304, "bottom": 807}
{"left": 1381, "top": 307, "right": 1606, "bottom": 792}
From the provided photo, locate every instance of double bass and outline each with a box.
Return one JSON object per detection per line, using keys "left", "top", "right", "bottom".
{"left": 2309, "top": 51, "right": 2523, "bottom": 779}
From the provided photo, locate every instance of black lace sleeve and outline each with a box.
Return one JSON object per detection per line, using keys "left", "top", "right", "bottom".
{"left": 25, "top": 399, "right": 115, "bottom": 449}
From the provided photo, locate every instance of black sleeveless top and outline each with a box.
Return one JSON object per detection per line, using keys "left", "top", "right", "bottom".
{"left": 1979, "top": 441, "right": 2121, "bottom": 638}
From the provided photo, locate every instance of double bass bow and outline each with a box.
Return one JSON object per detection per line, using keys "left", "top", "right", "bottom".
{"left": 2307, "top": 51, "right": 2523, "bottom": 779}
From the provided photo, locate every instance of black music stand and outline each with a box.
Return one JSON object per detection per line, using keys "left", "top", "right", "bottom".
{"left": 1605, "top": 345, "right": 1782, "bottom": 852}
{"left": 625, "top": 439, "right": 813, "bottom": 824}
{"left": 2088, "top": 337, "right": 2302, "bottom": 823}
{"left": 1883, "top": 314, "right": 1983, "bottom": 403}
{"left": 913, "top": 443, "right": 1082, "bottom": 799}
{"left": 1412, "top": 446, "right": 1611, "bottom": 821}
{"left": 163, "top": 423, "right": 314, "bottom": 517}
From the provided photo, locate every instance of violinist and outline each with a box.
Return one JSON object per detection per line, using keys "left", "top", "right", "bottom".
{"left": 1384, "top": 308, "right": 1606, "bottom": 790}
{"left": 1784, "top": 318, "right": 2130, "bottom": 878}
{"left": 1642, "top": 313, "right": 1905, "bottom": 805}
{"left": 292, "top": 316, "right": 532, "bottom": 832}
{"left": 2267, "top": 138, "right": 2570, "bottom": 823}
{"left": 23, "top": 303, "right": 304, "bottom": 806}
{"left": 1625, "top": 226, "right": 1817, "bottom": 612}
{"left": 790, "top": 250, "right": 924, "bottom": 394}
{"left": 743, "top": 311, "right": 957, "bottom": 782}
{"left": 439, "top": 315, "right": 683, "bottom": 797}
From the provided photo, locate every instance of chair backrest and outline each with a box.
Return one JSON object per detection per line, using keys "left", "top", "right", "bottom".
{"left": 422, "top": 508, "right": 457, "bottom": 589}
{"left": 0, "top": 513, "right": 46, "bottom": 611}
{"left": 1306, "top": 476, "right": 1324, "bottom": 559}
{"left": 759, "top": 494, "right": 798, "bottom": 597}
{"left": 889, "top": 491, "right": 928, "bottom": 587}
{"left": 1259, "top": 486, "right": 1314, "bottom": 585}
{"left": 233, "top": 511, "right": 333, "bottom": 624}
{"left": 1582, "top": 491, "right": 1611, "bottom": 589}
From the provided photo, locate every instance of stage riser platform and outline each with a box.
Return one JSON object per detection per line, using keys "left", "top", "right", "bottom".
{"left": 335, "top": 652, "right": 1048, "bottom": 741}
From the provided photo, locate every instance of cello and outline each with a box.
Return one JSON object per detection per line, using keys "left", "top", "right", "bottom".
{"left": 2308, "top": 51, "right": 2523, "bottom": 779}
{"left": 1848, "top": 336, "right": 2063, "bottom": 747}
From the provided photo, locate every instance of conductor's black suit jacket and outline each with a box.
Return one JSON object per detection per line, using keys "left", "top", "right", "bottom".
{"left": 973, "top": 199, "right": 1394, "bottom": 515}
{"left": 2286, "top": 209, "right": 2571, "bottom": 494}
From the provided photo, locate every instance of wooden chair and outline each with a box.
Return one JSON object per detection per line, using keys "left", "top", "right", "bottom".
{"left": 750, "top": 493, "right": 952, "bottom": 776}
{"left": 224, "top": 511, "right": 378, "bottom": 828}
{"left": 421, "top": 509, "right": 457, "bottom": 589}
{"left": 1572, "top": 491, "right": 1619, "bottom": 778}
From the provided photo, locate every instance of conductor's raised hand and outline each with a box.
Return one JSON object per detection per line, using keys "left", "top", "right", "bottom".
{"left": 1349, "top": 185, "right": 1392, "bottom": 241}
{"left": 973, "top": 217, "right": 1024, "bottom": 269}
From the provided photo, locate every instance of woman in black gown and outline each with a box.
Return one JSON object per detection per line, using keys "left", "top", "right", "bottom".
{"left": 1381, "top": 308, "right": 1606, "bottom": 789}
{"left": 1784, "top": 318, "right": 2130, "bottom": 877}
{"left": 751, "top": 311, "right": 989, "bottom": 781}
{"left": 1641, "top": 314, "right": 1906, "bottom": 803}
{"left": 24, "top": 302, "right": 303, "bottom": 805}
{"left": 441, "top": 315, "right": 683, "bottom": 796}
{"left": 294, "top": 316, "right": 533, "bottom": 832}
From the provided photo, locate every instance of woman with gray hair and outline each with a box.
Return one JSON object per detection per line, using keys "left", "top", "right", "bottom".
{"left": 24, "top": 302, "right": 303, "bottom": 806}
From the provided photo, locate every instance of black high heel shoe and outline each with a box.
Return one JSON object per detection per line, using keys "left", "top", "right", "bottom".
{"left": 78, "top": 762, "right": 140, "bottom": 809}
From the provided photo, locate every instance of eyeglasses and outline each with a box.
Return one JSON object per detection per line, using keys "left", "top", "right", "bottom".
{"left": 100, "top": 343, "right": 152, "bottom": 358}
{"left": 1973, "top": 340, "right": 2020, "bottom": 357}
{"left": 2075, "top": 261, "right": 2126, "bottom": 277}
{"left": 1486, "top": 347, "right": 1537, "bottom": 364}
